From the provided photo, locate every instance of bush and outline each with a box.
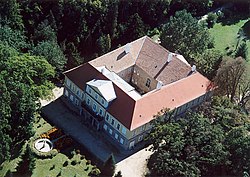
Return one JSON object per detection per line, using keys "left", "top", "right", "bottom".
{"left": 63, "top": 161, "right": 68, "bottom": 167}
{"left": 206, "top": 13, "right": 218, "bottom": 28}
{"left": 71, "top": 160, "right": 77, "bottom": 166}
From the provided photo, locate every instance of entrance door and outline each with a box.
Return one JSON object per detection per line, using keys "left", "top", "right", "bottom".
{"left": 129, "top": 141, "right": 135, "bottom": 149}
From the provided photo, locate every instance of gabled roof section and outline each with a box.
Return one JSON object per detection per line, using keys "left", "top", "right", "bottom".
{"left": 64, "top": 63, "right": 136, "bottom": 130}
{"left": 130, "top": 72, "right": 212, "bottom": 130}
{"left": 135, "top": 37, "right": 192, "bottom": 85}
{"left": 87, "top": 79, "right": 116, "bottom": 102}
{"left": 89, "top": 36, "right": 146, "bottom": 73}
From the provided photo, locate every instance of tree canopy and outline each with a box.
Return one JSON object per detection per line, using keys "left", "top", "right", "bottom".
{"left": 214, "top": 57, "right": 250, "bottom": 108}
{"left": 160, "top": 10, "right": 213, "bottom": 63}
{"left": 0, "top": 43, "right": 54, "bottom": 163}
{"left": 147, "top": 96, "right": 250, "bottom": 177}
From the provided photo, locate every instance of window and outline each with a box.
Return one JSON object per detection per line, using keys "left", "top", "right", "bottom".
{"left": 120, "top": 138, "right": 124, "bottom": 144}
{"left": 101, "top": 99, "right": 105, "bottom": 105}
{"left": 103, "top": 124, "right": 107, "bottom": 131}
{"left": 87, "top": 98, "right": 90, "bottom": 105}
{"left": 138, "top": 135, "right": 143, "bottom": 142}
{"left": 115, "top": 133, "right": 118, "bottom": 139}
{"left": 122, "top": 127, "right": 126, "bottom": 135}
{"left": 99, "top": 109, "right": 103, "bottom": 116}
{"left": 133, "top": 129, "right": 137, "bottom": 137}
{"left": 146, "top": 78, "right": 151, "bottom": 87}
{"left": 109, "top": 128, "right": 113, "bottom": 135}
{"left": 66, "top": 79, "right": 70, "bottom": 87}
{"left": 81, "top": 92, "right": 84, "bottom": 99}
{"left": 117, "top": 123, "right": 120, "bottom": 130}
{"left": 76, "top": 89, "right": 80, "bottom": 96}
{"left": 75, "top": 99, "right": 79, "bottom": 106}
{"left": 111, "top": 119, "right": 114, "bottom": 126}
{"left": 106, "top": 114, "right": 110, "bottom": 121}
{"left": 65, "top": 90, "right": 69, "bottom": 97}
{"left": 70, "top": 95, "right": 74, "bottom": 101}
{"left": 92, "top": 103, "right": 97, "bottom": 111}
{"left": 88, "top": 87, "right": 92, "bottom": 94}
{"left": 141, "top": 125, "right": 146, "bottom": 132}
{"left": 95, "top": 94, "right": 98, "bottom": 100}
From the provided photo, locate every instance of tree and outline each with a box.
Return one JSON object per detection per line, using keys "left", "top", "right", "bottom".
{"left": 101, "top": 154, "right": 116, "bottom": 177}
{"left": 0, "top": 76, "right": 12, "bottom": 163}
{"left": 147, "top": 111, "right": 228, "bottom": 177}
{"left": 0, "top": 25, "right": 29, "bottom": 52}
{"left": 31, "top": 41, "right": 67, "bottom": 77}
{"left": 195, "top": 49, "right": 222, "bottom": 80}
{"left": 0, "top": 43, "right": 55, "bottom": 158}
{"left": 214, "top": 57, "right": 250, "bottom": 106}
{"left": 235, "top": 41, "right": 248, "bottom": 60}
{"left": 33, "top": 20, "right": 58, "bottom": 43}
{"left": 206, "top": 12, "right": 218, "bottom": 28}
{"left": 160, "top": 10, "right": 213, "bottom": 63}
{"left": 97, "top": 34, "right": 111, "bottom": 55}
{"left": 114, "top": 171, "right": 122, "bottom": 177}
{"left": 225, "top": 126, "right": 250, "bottom": 175}
{"left": 123, "top": 13, "right": 147, "bottom": 42}
{"left": 0, "top": 0, "right": 23, "bottom": 30}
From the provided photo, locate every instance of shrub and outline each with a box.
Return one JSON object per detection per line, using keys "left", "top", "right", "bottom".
{"left": 63, "top": 161, "right": 68, "bottom": 167}
{"left": 71, "top": 160, "right": 77, "bottom": 166}
{"left": 206, "top": 13, "right": 218, "bottom": 28}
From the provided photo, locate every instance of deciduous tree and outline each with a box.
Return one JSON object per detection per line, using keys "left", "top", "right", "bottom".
{"left": 160, "top": 10, "right": 213, "bottom": 63}
{"left": 147, "top": 112, "right": 228, "bottom": 177}
{"left": 214, "top": 57, "right": 250, "bottom": 107}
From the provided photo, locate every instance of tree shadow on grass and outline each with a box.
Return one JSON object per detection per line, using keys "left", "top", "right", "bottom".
{"left": 219, "top": 11, "right": 249, "bottom": 26}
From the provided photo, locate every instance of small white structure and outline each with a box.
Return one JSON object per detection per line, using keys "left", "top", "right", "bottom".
{"left": 34, "top": 138, "right": 53, "bottom": 153}
{"left": 191, "top": 65, "right": 196, "bottom": 72}
{"left": 124, "top": 43, "right": 131, "bottom": 54}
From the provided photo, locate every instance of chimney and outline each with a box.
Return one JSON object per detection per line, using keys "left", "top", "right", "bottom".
{"left": 191, "top": 65, "right": 196, "bottom": 72}
{"left": 167, "top": 53, "right": 173, "bottom": 63}
{"left": 124, "top": 43, "right": 131, "bottom": 54}
{"left": 156, "top": 81, "right": 163, "bottom": 89}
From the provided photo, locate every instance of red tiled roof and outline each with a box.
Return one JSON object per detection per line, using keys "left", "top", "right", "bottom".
{"left": 64, "top": 36, "right": 212, "bottom": 130}
{"left": 130, "top": 72, "right": 212, "bottom": 129}
{"left": 64, "top": 63, "right": 136, "bottom": 130}
{"left": 135, "top": 37, "right": 192, "bottom": 85}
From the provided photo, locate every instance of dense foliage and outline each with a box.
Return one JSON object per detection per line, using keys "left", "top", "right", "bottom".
{"left": 147, "top": 96, "right": 250, "bottom": 177}
{"left": 0, "top": 43, "right": 55, "bottom": 163}
{"left": 160, "top": 10, "right": 213, "bottom": 63}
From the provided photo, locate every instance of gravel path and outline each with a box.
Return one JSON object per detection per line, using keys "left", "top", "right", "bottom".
{"left": 115, "top": 146, "right": 153, "bottom": 177}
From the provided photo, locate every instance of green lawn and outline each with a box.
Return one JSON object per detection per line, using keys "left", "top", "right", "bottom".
{"left": 209, "top": 18, "right": 250, "bottom": 61}
{"left": 0, "top": 116, "right": 99, "bottom": 177}
{"left": 32, "top": 114, "right": 53, "bottom": 136}
{"left": 31, "top": 153, "right": 96, "bottom": 177}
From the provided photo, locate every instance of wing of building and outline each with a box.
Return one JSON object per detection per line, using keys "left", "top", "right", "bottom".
{"left": 63, "top": 36, "right": 213, "bottom": 150}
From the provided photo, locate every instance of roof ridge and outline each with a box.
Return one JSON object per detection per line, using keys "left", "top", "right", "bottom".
{"left": 63, "top": 63, "right": 85, "bottom": 74}
{"left": 134, "top": 36, "right": 147, "bottom": 63}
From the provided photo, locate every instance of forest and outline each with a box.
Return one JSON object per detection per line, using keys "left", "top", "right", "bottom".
{"left": 0, "top": 0, "right": 250, "bottom": 176}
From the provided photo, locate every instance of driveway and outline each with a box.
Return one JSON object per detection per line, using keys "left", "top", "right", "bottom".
{"left": 40, "top": 87, "right": 153, "bottom": 176}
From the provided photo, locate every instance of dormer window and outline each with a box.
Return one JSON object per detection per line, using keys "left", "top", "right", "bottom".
{"left": 146, "top": 78, "right": 151, "bottom": 87}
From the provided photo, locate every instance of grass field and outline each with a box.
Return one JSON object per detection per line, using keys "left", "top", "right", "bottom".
{"left": 31, "top": 153, "right": 96, "bottom": 177}
{"left": 209, "top": 18, "right": 250, "bottom": 61}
